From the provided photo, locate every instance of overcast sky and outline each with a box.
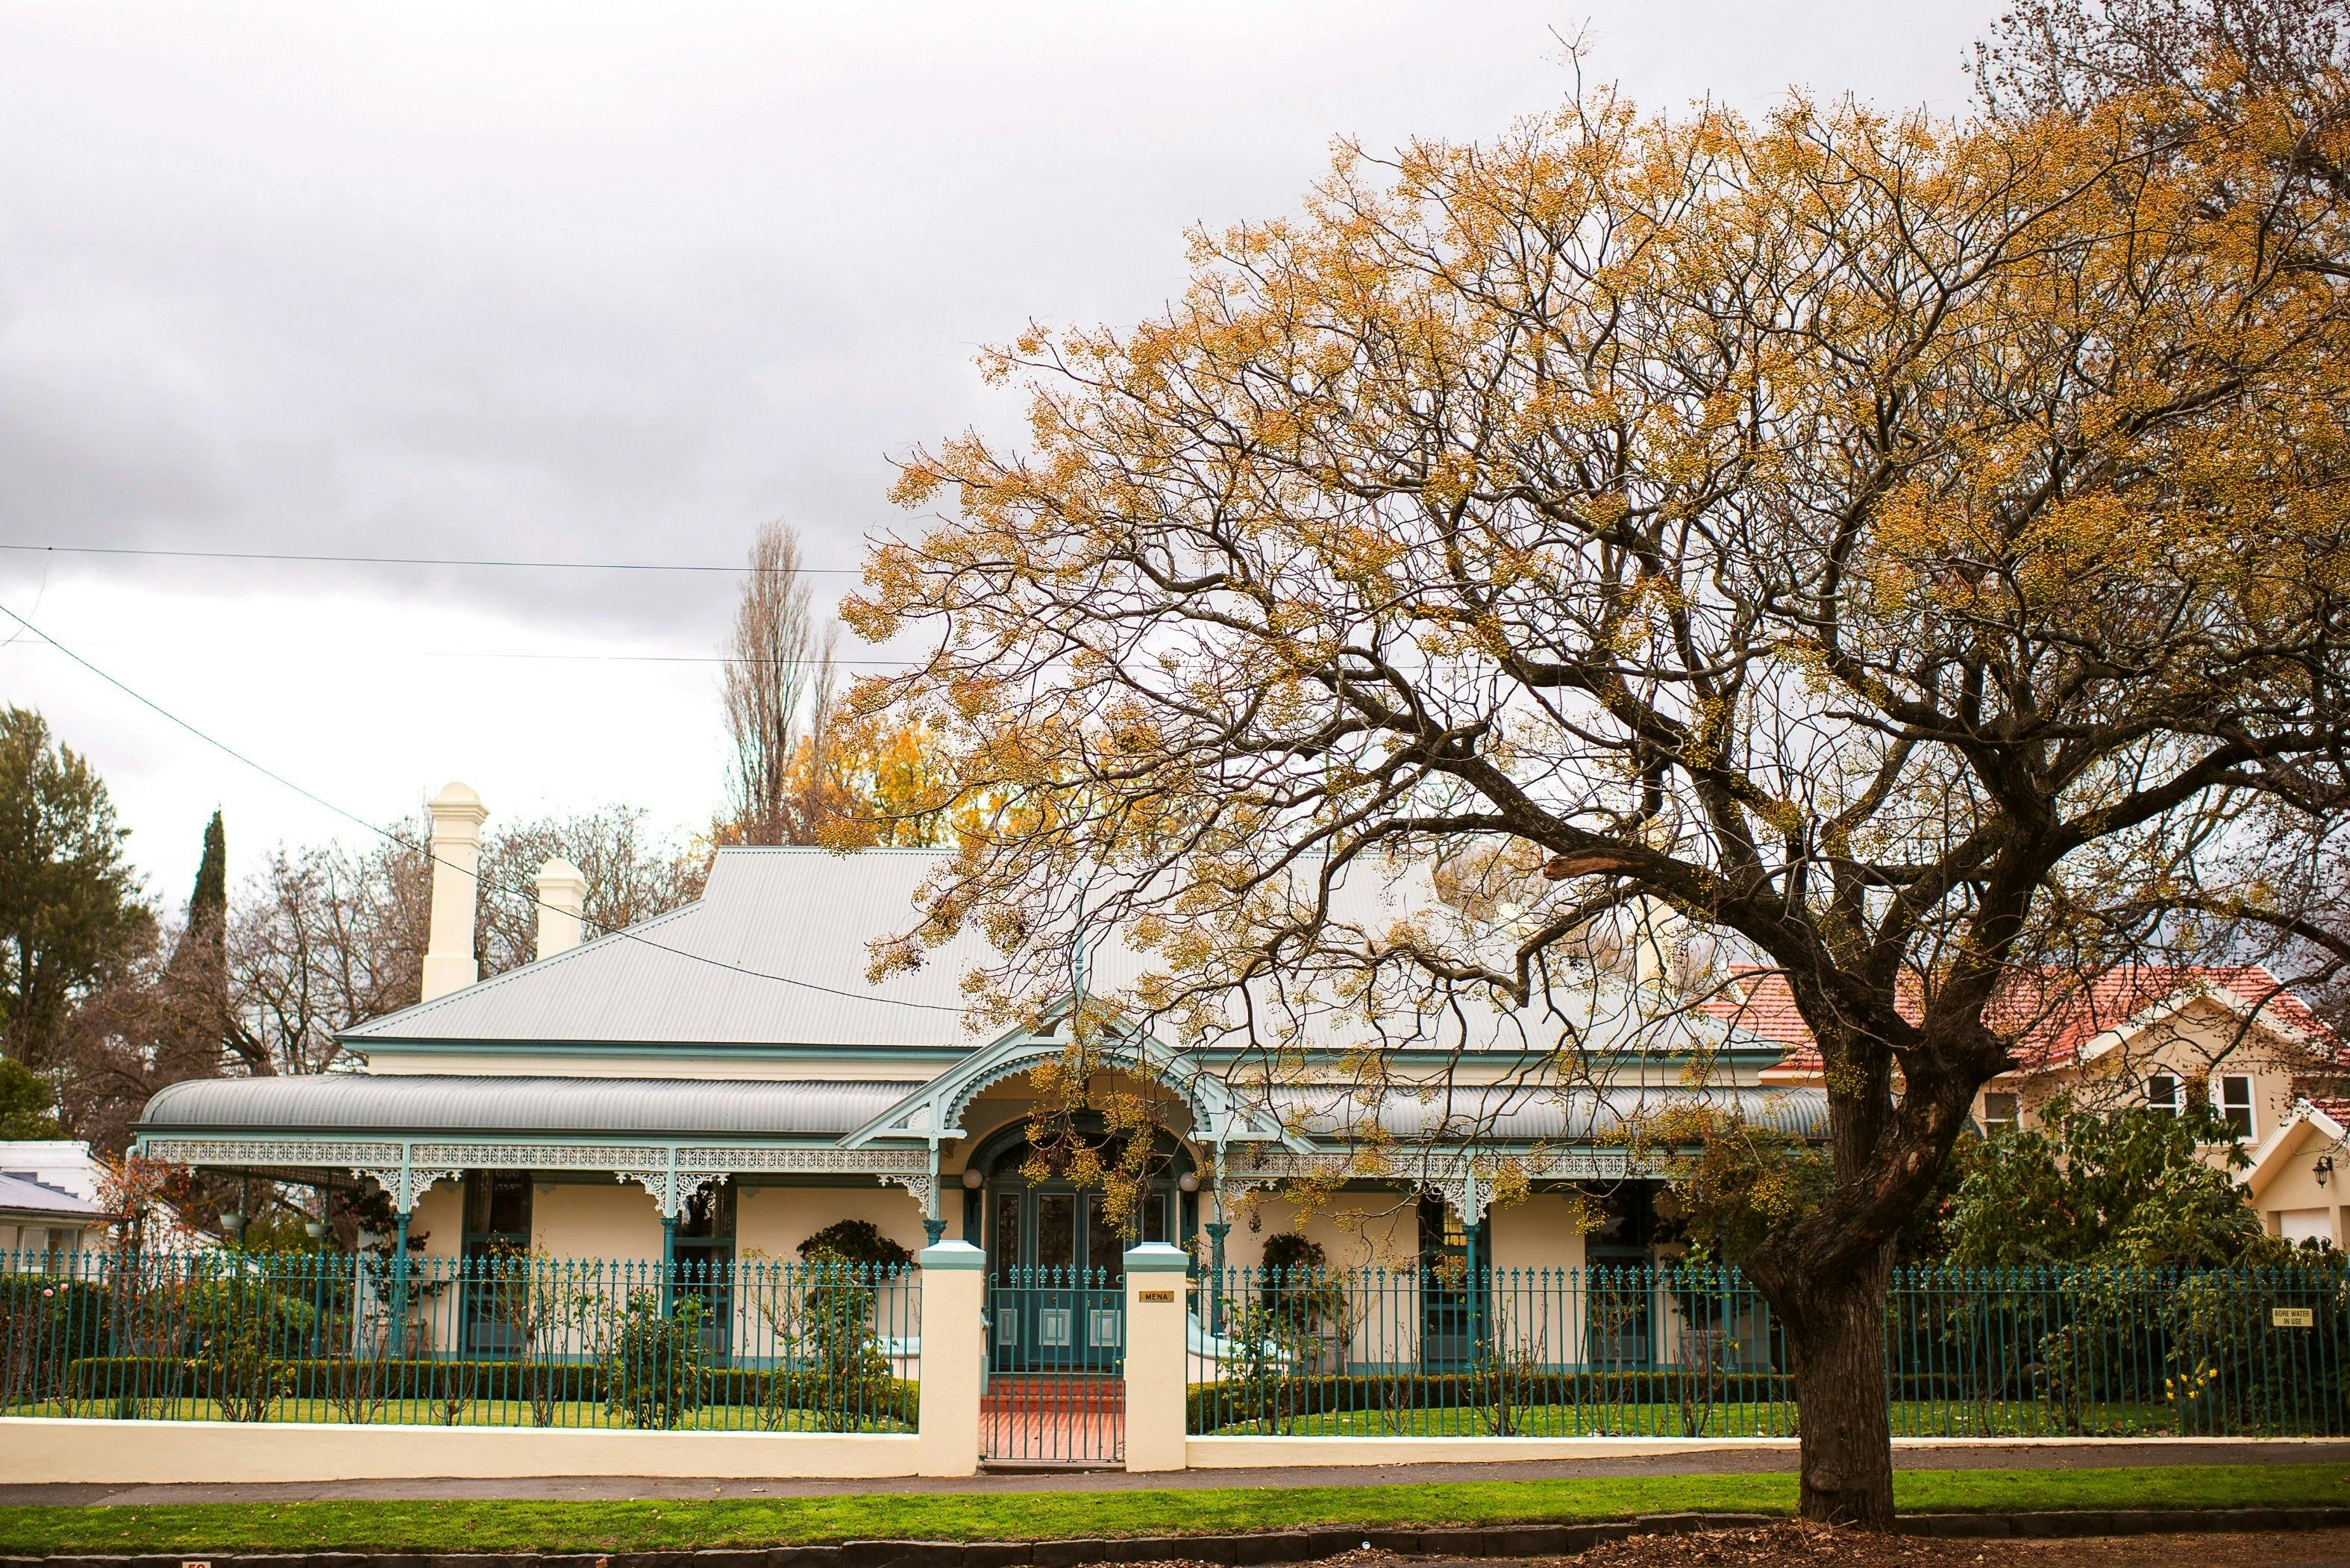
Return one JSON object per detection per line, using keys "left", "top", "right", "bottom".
{"left": 0, "top": 1, "right": 1999, "bottom": 905}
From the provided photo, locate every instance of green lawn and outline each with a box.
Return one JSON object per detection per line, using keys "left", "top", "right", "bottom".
{"left": 0, "top": 1465, "right": 2339, "bottom": 1554}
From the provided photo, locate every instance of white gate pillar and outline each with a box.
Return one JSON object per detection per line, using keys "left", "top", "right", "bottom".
{"left": 1121, "top": 1241, "right": 1191, "bottom": 1472}
{"left": 915, "top": 1240, "right": 986, "bottom": 1476}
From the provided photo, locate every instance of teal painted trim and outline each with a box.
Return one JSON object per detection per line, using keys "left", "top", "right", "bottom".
{"left": 351, "top": 1038, "right": 1769, "bottom": 1066}
{"left": 919, "top": 1239, "right": 986, "bottom": 1270}
{"left": 352, "top": 1039, "right": 971, "bottom": 1061}
{"left": 1124, "top": 1241, "right": 1191, "bottom": 1274}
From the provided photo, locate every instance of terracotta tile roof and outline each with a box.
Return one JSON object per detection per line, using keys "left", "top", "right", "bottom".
{"left": 1699, "top": 968, "right": 1827, "bottom": 1075}
{"left": 2304, "top": 1097, "right": 2350, "bottom": 1130}
{"left": 1701, "top": 963, "right": 2338, "bottom": 1080}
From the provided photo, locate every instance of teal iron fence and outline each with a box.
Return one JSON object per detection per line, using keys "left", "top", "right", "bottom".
{"left": 0, "top": 1248, "right": 919, "bottom": 1431}
{"left": 1188, "top": 1261, "right": 2350, "bottom": 1438}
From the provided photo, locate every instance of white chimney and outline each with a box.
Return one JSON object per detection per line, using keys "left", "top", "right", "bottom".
{"left": 420, "top": 781, "right": 488, "bottom": 1002}
{"left": 533, "top": 857, "right": 587, "bottom": 960}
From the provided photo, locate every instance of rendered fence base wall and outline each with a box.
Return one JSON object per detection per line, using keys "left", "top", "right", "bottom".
{"left": 0, "top": 1417, "right": 920, "bottom": 1484}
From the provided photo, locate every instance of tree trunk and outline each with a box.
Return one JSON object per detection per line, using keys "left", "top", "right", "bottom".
{"left": 1785, "top": 1244, "right": 1895, "bottom": 1528}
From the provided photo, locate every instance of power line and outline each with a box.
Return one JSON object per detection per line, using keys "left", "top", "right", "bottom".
{"left": 0, "top": 597, "right": 966, "bottom": 1016}
{"left": 2, "top": 636, "right": 923, "bottom": 668}
{"left": 0, "top": 542, "right": 869, "bottom": 574}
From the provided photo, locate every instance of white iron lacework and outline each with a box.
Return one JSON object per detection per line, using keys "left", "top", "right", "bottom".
{"left": 413, "top": 1142, "right": 669, "bottom": 1171}
{"left": 348, "top": 1167, "right": 462, "bottom": 1211}
{"left": 1223, "top": 1148, "right": 1644, "bottom": 1188}
{"left": 878, "top": 1173, "right": 933, "bottom": 1212}
{"left": 142, "top": 1135, "right": 934, "bottom": 1214}
{"left": 139, "top": 1137, "right": 402, "bottom": 1167}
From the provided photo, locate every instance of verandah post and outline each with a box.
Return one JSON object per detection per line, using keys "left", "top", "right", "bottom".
{"left": 1122, "top": 1241, "right": 1191, "bottom": 1472}
{"left": 389, "top": 1208, "right": 413, "bottom": 1361}
{"left": 660, "top": 1215, "right": 678, "bottom": 1314}
{"left": 915, "top": 1239, "right": 986, "bottom": 1476}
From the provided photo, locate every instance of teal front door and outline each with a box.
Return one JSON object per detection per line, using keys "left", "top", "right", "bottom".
{"left": 988, "top": 1185, "right": 1168, "bottom": 1371}
{"left": 1417, "top": 1197, "right": 1489, "bottom": 1370}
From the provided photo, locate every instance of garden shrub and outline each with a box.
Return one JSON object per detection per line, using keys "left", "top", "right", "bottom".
{"left": 602, "top": 1293, "right": 707, "bottom": 1429}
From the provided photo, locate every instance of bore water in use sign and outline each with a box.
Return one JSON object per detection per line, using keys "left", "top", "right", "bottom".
{"left": 2274, "top": 1307, "right": 2316, "bottom": 1328}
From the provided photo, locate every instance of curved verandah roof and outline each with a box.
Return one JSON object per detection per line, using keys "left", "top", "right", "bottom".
{"left": 134, "top": 1067, "right": 1826, "bottom": 1215}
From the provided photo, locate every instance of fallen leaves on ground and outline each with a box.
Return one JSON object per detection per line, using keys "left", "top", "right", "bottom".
{"left": 1085, "top": 1524, "right": 2350, "bottom": 1568}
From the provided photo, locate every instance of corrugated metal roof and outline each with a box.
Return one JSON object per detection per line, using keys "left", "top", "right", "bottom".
{"left": 1268, "top": 1084, "right": 1827, "bottom": 1141}
{"left": 0, "top": 1170, "right": 107, "bottom": 1220}
{"left": 137, "top": 1074, "right": 915, "bottom": 1139}
{"left": 344, "top": 850, "right": 991, "bottom": 1050}
{"left": 345, "top": 847, "right": 1733, "bottom": 1059}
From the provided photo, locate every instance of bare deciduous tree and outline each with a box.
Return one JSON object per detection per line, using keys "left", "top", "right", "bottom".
{"left": 721, "top": 520, "right": 842, "bottom": 844}
{"left": 225, "top": 835, "right": 430, "bottom": 1077}
{"left": 475, "top": 806, "right": 710, "bottom": 973}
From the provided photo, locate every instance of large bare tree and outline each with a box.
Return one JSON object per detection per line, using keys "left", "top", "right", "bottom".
{"left": 720, "top": 519, "right": 843, "bottom": 844}
{"left": 848, "top": 7, "right": 2350, "bottom": 1528}
{"left": 474, "top": 805, "right": 709, "bottom": 973}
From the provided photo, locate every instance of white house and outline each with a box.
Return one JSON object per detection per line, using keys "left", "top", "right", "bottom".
{"left": 127, "top": 784, "right": 1820, "bottom": 1372}
{"left": 0, "top": 1141, "right": 111, "bottom": 1255}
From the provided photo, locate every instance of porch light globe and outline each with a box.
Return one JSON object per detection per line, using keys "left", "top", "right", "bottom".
{"left": 962, "top": 1168, "right": 983, "bottom": 1190}
{"left": 1178, "top": 1173, "right": 1200, "bottom": 1193}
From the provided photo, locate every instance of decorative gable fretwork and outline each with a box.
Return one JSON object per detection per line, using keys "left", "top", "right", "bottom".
{"left": 843, "top": 1006, "right": 1300, "bottom": 1151}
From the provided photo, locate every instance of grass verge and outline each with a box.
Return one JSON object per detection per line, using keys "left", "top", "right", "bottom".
{"left": 0, "top": 1464, "right": 2339, "bottom": 1555}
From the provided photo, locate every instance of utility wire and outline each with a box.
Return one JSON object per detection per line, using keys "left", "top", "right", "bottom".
{"left": 3, "top": 636, "right": 921, "bottom": 668}
{"left": 0, "top": 597, "right": 966, "bottom": 1016}
{"left": 0, "top": 542, "right": 868, "bottom": 574}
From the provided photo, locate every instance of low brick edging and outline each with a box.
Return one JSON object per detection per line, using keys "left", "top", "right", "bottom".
{"left": 10, "top": 1508, "right": 2350, "bottom": 1568}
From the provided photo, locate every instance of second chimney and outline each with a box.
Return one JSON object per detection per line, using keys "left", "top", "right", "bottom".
{"left": 420, "top": 781, "right": 488, "bottom": 1003}
{"left": 534, "top": 857, "right": 587, "bottom": 961}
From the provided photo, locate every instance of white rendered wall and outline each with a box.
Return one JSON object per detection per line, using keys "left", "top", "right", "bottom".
{"left": 736, "top": 1182, "right": 927, "bottom": 1261}
{"left": 0, "top": 1418, "right": 918, "bottom": 1483}
{"left": 531, "top": 1179, "right": 665, "bottom": 1261}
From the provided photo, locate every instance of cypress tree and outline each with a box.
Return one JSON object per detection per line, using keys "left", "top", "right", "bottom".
{"left": 187, "top": 810, "right": 226, "bottom": 938}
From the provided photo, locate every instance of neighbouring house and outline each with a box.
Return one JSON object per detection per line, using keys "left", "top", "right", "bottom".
{"left": 0, "top": 1141, "right": 112, "bottom": 1255}
{"left": 1703, "top": 962, "right": 2347, "bottom": 1241}
{"left": 128, "top": 783, "right": 1821, "bottom": 1373}
{"left": 2242, "top": 1098, "right": 2350, "bottom": 1248}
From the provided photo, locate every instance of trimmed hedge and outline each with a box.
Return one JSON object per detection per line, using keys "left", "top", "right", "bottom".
{"left": 1183, "top": 1367, "right": 2022, "bottom": 1430}
{"left": 63, "top": 1355, "right": 916, "bottom": 1425}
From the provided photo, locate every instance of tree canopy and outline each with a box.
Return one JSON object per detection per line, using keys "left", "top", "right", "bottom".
{"left": 850, "top": 0, "right": 2350, "bottom": 1525}
{"left": 0, "top": 707, "right": 154, "bottom": 1073}
{"left": 1943, "top": 1097, "right": 2271, "bottom": 1267}
{"left": 0, "top": 1056, "right": 62, "bottom": 1141}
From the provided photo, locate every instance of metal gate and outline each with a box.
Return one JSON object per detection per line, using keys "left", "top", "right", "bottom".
{"left": 983, "top": 1264, "right": 1124, "bottom": 1465}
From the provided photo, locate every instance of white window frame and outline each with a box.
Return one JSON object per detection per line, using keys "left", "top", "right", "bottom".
{"left": 2216, "top": 1075, "right": 2255, "bottom": 1141}
{"left": 2145, "top": 1072, "right": 2184, "bottom": 1115}
{"left": 1981, "top": 1091, "right": 2020, "bottom": 1132}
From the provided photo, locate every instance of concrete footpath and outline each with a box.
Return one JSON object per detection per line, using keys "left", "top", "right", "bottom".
{"left": 2, "top": 1440, "right": 2343, "bottom": 1508}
